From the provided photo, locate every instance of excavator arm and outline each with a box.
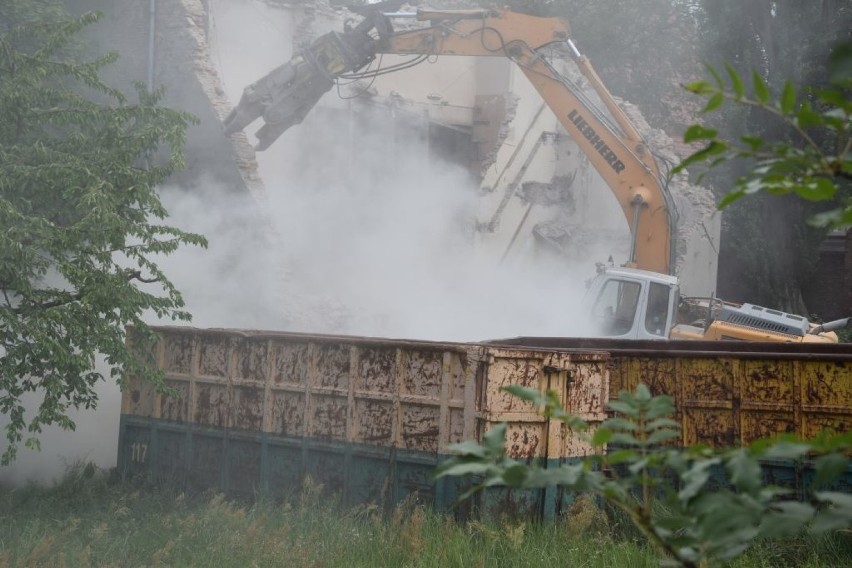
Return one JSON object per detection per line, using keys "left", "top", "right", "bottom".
{"left": 223, "top": 6, "right": 677, "bottom": 275}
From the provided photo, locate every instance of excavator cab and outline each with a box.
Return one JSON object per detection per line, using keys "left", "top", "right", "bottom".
{"left": 586, "top": 267, "right": 678, "bottom": 340}
{"left": 587, "top": 267, "right": 847, "bottom": 343}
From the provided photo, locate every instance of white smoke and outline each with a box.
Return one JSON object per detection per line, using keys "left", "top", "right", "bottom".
{"left": 0, "top": 0, "right": 593, "bottom": 486}
{"left": 0, "top": 357, "right": 121, "bottom": 487}
{"left": 206, "top": 0, "right": 591, "bottom": 341}
{"left": 257, "top": 106, "right": 590, "bottom": 340}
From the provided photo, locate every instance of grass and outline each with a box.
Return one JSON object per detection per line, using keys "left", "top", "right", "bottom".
{"left": 0, "top": 464, "right": 850, "bottom": 567}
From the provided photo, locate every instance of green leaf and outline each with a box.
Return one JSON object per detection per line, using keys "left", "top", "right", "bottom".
{"left": 628, "top": 457, "right": 650, "bottom": 475}
{"left": 822, "top": 108, "right": 849, "bottom": 129}
{"left": 707, "top": 64, "right": 724, "bottom": 88}
{"left": 591, "top": 427, "right": 612, "bottom": 446}
{"left": 795, "top": 177, "right": 837, "bottom": 202}
{"left": 482, "top": 422, "right": 508, "bottom": 455}
{"left": 674, "top": 140, "right": 729, "bottom": 173}
{"left": 684, "top": 80, "right": 715, "bottom": 95}
{"left": 795, "top": 103, "right": 823, "bottom": 128}
{"left": 648, "top": 428, "right": 680, "bottom": 444}
{"left": 760, "top": 501, "right": 815, "bottom": 538}
{"left": 607, "top": 400, "right": 640, "bottom": 418}
{"left": 523, "top": 463, "right": 591, "bottom": 489}
{"left": 726, "top": 449, "right": 762, "bottom": 493}
{"left": 816, "top": 88, "right": 847, "bottom": 108}
{"left": 807, "top": 431, "right": 852, "bottom": 453}
{"left": 646, "top": 418, "right": 681, "bottom": 431}
{"left": 725, "top": 64, "right": 745, "bottom": 99}
{"left": 718, "top": 188, "right": 747, "bottom": 208}
{"left": 609, "top": 432, "right": 640, "bottom": 446}
{"left": 683, "top": 124, "right": 718, "bottom": 143}
{"left": 761, "top": 441, "right": 811, "bottom": 460}
{"left": 446, "top": 440, "right": 489, "bottom": 459}
{"left": 780, "top": 81, "right": 796, "bottom": 114}
{"left": 811, "top": 454, "right": 849, "bottom": 489}
{"left": 435, "top": 461, "right": 494, "bottom": 478}
{"left": 502, "top": 463, "right": 529, "bottom": 486}
{"left": 811, "top": 492, "right": 852, "bottom": 532}
{"left": 811, "top": 508, "right": 852, "bottom": 532}
{"left": 646, "top": 395, "right": 676, "bottom": 419}
{"left": 740, "top": 135, "right": 764, "bottom": 151}
{"left": 606, "top": 448, "right": 639, "bottom": 464}
{"left": 814, "top": 491, "right": 852, "bottom": 510}
{"left": 600, "top": 417, "right": 638, "bottom": 432}
{"left": 679, "top": 458, "right": 719, "bottom": 502}
{"left": 558, "top": 414, "right": 590, "bottom": 431}
{"left": 752, "top": 71, "right": 770, "bottom": 104}
{"left": 808, "top": 206, "right": 852, "bottom": 229}
{"left": 501, "top": 385, "right": 544, "bottom": 404}
{"left": 703, "top": 93, "right": 724, "bottom": 113}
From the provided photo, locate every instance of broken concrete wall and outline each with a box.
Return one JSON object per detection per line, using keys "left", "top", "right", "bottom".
{"left": 61, "top": 0, "right": 301, "bottom": 332}
{"left": 66, "top": 0, "right": 267, "bottom": 202}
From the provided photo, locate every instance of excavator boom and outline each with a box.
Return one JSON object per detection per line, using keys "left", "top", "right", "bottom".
{"left": 376, "top": 9, "right": 674, "bottom": 274}
{"left": 223, "top": 5, "right": 676, "bottom": 275}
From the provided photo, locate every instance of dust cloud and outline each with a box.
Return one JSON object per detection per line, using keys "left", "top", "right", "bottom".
{"left": 0, "top": 0, "right": 593, "bottom": 486}
{"left": 206, "top": 0, "right": 591, "bottom": 341}
{"left": 0, "top": 358, "right": 121, "bottom": 487}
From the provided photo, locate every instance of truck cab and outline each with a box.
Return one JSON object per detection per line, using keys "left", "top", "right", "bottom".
{"left": 585, "top": 267, "right": 679, "bottom": 340}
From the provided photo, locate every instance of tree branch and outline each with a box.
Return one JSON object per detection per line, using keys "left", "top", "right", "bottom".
{"left": 7, "top": 269, "right": 161, "bottom": 314}
{"left": 125, "top": 269, "right": 161, "bottom": 284}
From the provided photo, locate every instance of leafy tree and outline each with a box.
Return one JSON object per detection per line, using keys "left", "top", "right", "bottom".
{"left": 0, "top": 2, "right": 206, "bottom": 464}
{"left": 677, "top": 47, "right": 851, "bottom": 227}
{"left": 688, "top": 1, "right": 852, "bottom": 312}
{"left": 674, "top": 42, "right": 851, "bottom": 314}
{"left": 437, "top": 385, "right": 852, "bottom": 568}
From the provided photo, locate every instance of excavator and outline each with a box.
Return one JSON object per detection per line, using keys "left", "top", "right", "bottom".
{"left": 222, "top": 2, "right": 849, "bottom": 343}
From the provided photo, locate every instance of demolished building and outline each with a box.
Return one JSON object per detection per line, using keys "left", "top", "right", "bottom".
{"left": 73, "top": 0, "right": 722, "bottom": 336}
{"left": 206, "top": 1, "right": 720, "bottom": 286}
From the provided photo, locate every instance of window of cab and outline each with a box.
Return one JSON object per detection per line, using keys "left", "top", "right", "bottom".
{"left": 592, "top": 278, "right": 641, "bottom": 336}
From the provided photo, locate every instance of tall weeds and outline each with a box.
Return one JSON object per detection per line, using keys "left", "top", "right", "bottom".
{"left": 0, "top": 464, "right": 849, "bottom": 567}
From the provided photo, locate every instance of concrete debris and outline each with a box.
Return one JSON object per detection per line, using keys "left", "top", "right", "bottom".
{"left": 479, "top": 93, "right": 519, "bottom": 179}
{"left": 533, "top": 220, "right": 626, "bottom": 263}
{"left": 519, "top": 174, "right": 577, "bottom": 207}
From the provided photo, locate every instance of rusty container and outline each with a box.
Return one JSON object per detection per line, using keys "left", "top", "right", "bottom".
{"left": 490, "top": 337, "right": 852, "bottom": 496}
{"left": 119, "top": 327, "right": 610, "bottom": 519}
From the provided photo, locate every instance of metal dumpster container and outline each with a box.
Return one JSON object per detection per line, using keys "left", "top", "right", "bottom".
{"left": 489, "top": 337, "right": 852, "bottom": 496}
{"left": 119, "top": 327, "right": 610, "bottom": 519}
